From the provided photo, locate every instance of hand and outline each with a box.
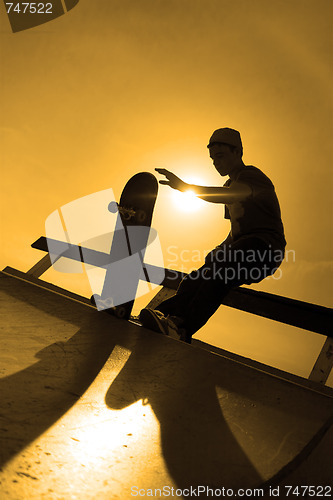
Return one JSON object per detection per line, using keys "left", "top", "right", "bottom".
{"left": 155, "top": 168, "right": 188, "bottom": 191}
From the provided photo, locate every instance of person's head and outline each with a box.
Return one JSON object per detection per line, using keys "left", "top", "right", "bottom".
{"left": 207, "top": 128, "right": 243, "bottom": 176}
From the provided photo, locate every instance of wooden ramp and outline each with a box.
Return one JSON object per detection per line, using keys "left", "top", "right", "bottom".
{"left": 0, "top": 271, "right": 333, "bottom": 499}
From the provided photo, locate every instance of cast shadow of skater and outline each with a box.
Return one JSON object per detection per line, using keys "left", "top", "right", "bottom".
{"left": 0, "top": 275, "right": 118, "bottom": 468}
{"left": 105, "top": 329, "right": 263, "bottom": 491}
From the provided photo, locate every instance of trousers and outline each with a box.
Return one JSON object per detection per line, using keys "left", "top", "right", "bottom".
{"left": 156, "top": 236, "right": 283, "bottom": 338}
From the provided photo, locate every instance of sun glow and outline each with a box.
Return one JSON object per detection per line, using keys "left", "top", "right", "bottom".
{"left": 171, "top": 176, "right": 206, "bottom": 212}
{"left": 172, "top": 189, "right": 203, "bottom": 212}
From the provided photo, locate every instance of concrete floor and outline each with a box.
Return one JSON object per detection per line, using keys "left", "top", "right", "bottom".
{"left": 0, "top": 271, "right": 332, "bottom": 499}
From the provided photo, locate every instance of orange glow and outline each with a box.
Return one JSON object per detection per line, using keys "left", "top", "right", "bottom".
{"left": 1, "top": 0, "right": 332, "bottom": 381}
{"left": 172, "top": 189, "right": 205, "bottom": 212}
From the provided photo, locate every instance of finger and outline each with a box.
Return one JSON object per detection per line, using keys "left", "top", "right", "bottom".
{"left": 155, "top": 168, "right": 170, "bottom": 176}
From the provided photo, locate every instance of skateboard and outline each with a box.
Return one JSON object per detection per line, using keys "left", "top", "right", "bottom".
{"left": 91, "top": 172, "right": 158, "bottom": 319}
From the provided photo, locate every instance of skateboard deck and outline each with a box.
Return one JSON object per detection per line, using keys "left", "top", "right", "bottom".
{"left": 92, "top": 172, "right": 158, "bottom": 319}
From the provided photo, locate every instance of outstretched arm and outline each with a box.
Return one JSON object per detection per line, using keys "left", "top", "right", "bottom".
{"left": 155, "top": 168, "right": 251, "bottom": 204}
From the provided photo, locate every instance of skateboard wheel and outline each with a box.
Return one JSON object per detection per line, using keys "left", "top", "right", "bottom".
{"left": 136, "top": 209, "right": 147, "bottom": 223}
{"left": 122, "top": 212, "right": 132, "bottom": 221}
{"left": 114, "top": 306, "right": 127, "bottom": 319}
{"left": 90, "top": 294, "right": 98, "bottom": 306}
{"left": 108, "top": 201, "right": 118, "bottom": 213}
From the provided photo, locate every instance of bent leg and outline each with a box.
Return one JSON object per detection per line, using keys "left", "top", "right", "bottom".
{"left": 157, "top": 237, "right": 282, "bottom": 337}
{"left": 157, "top": 267, "right": 209, "bottom": 318}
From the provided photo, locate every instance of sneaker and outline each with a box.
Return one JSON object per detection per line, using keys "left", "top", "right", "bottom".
{"left": 139, "top": 308, "right": 187, "bottom": 342}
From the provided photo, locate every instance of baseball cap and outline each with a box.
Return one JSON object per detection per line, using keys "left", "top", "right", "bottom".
{"left": 207, "top": 128, "right": 243, "bottom": 151}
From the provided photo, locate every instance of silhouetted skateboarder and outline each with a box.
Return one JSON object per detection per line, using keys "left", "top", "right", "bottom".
{"left": 140, "top": 128, "right": 286, "bottom": 343}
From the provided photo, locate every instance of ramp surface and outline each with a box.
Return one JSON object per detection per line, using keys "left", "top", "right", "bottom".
{"left": 0, "top": 272, "right": 332, "bottom": 499}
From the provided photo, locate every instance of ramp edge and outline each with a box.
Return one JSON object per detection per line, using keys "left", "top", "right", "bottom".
{"left": 2, "top": 266, "right": 333, "bottom": 399}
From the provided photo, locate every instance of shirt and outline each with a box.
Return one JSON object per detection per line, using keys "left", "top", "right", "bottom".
{"left": 224, "top": 165, "right": 286, "bottom": 250}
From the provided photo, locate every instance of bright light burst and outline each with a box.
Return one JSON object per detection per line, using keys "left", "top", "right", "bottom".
{"left": 172, "top": 189, "right": 202, "bottom": 212}
{"left": 171, "top": 176, "right": 206, "bottom": 212}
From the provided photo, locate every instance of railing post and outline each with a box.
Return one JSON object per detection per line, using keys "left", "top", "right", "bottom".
{"left": 26, "top": 254, "right": 53, "bottom": 278}
{"left": 309, "top": 337, "right": 333, "bottom": 384}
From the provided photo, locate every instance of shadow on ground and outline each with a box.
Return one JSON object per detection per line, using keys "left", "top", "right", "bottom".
{"left": 0, "top": 274, "right": 117, "bottom": 469}
{"left": 1, "top": 273, "right": 332, "bottom": 493}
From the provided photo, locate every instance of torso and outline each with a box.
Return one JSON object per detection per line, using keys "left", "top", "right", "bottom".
{"left": 224, "top": 165, "right": 286, "bottom": 250}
